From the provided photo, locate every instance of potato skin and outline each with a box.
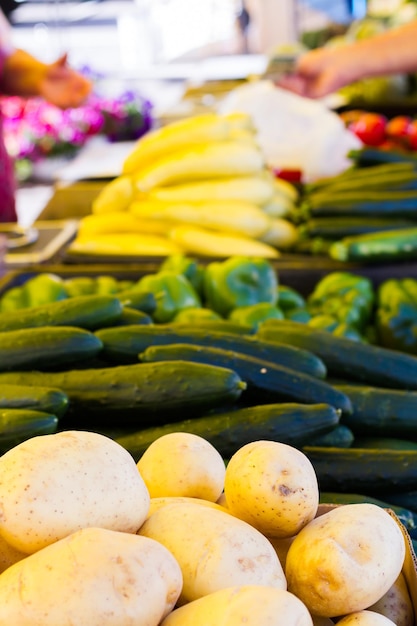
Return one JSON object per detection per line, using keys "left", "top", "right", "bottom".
{"left": 161, "top": 585, "right": 313, "bottom": 626}
{"left": 367, "top": 572, "right": 414, "bottom": 626}
{"left": 138, "top": 501, "right": 287, "bottom": 603}
{"left": 0, "top": 431, "right": 150, "bottom": 553}
{"left": 337, "top": 610, "right": 397, "bottom": 625}
{"left": 285, "top": 503, "right": 406, "bottom": 618}
{"left": 137, "top": 432, "right": 226, "bottom": 501}
{"left": 224, "top": 440, "right": 319, "bottom": 538}
{"left": 0, "top": 527, "right": 183, "bottom": 626}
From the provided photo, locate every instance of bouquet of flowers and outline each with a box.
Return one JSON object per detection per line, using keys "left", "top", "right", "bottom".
{"left": 1, "top": 70, "right": 153, "bottom": 179}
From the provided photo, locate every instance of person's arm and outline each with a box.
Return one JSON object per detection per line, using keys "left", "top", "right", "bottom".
{"left": 279, "top": 19, "right": 417, "bottom": 99}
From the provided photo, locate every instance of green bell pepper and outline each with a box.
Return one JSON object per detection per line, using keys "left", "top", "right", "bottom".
{"left": 160, "top": 254, "right": 205, "bottom": 296}
{"left": 228, "top": 302, "right": 284, "bottom": 331}
{"left": 308, "top": 314, "right": 364, "bottom": 342}
{"left": 376, "top": 278, "right": 417, "bottom": 354}
{"left": 2, "top": 274, "right": 69, "bottom": 311}
{"left": 277, "top": 285, "right": 306, "bottom": 312}
{"left": 203, "top": 256, "right": 278, "bottom": 317}
{"left": 134, "top": 270, "right": 201, "bottom": 323}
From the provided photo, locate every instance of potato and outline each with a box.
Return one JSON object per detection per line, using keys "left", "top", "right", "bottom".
{"left": 137, "top": 432, "right": 225, "bottom": 501}
{"left": 0, "top": 430, "right": 150, "bottom": 553}
{"left": 336, "top": 610, "right": 397, "bottom": 625}
{"left": 224, "top": 440, "right": 319, "bottom": 538}
{"left": 0, "top": 527, "right": 183, "bottom": 626}
{"left": 0, "top": 534, "right": 26, "bottom": 574}
{"left": 138, "top": 501, "right": 286, "bottom": 603}
{"left": 367, "top": 572, "right": 414, "bottom": 626}
{"left": 285, "top": 503, "right": 406, "bottom": 618}
{"left": 161, "top": 585, "right": 313, "bottom": 626}
{"left": 147, "top": 496, "right": 230, "bottom": 518}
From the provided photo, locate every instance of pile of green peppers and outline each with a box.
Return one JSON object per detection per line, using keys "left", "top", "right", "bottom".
{"left": 376, "top": 278, "right": 417, "bottom": 354}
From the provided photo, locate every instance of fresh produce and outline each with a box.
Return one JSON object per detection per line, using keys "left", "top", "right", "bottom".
{"left": 137, "top": 432, "right": 225, "bottom": 501}
{"left": 0, "top": 527, "right": 183, "bottom": 626}
{"left": 138, "top": 501, "right": 286, "bottom": 603}
{"left": 376, "top": 278, "right": 417, "bottom": 353}
{"left": 0, "top": 409, "right": 58, "bottom": 454}
{"left": 203, "top": 256, "right": 278, "bottom": 316}
{"left": 285, "top": 503, "right": 405, "bottom": 617}
{"left": 336, "top": 612, "right": 396, "bottom": 626}
{"left": 329, "top": 227, "right": 417, "bottom": 263}
{"left": 224, "top": 440, "right": 319, "bottom": 538}
{"left": 114, "top": 402, "right": 341, "bottom": 461}
{"left": 161, "top": 586, "right": 314, "bottom": 626}
{"left": 0, "top": 384, "right": 69, "bottom": 417}
{"left": 367, "top": 573, "right": 414, "bottom": 626}
{"left": 0, "top": 430, "right": 150, "bottom": 553}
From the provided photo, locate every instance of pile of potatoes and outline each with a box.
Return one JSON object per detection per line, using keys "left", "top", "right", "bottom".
{"left": 0, "top": 428, "right": 413, "bottom": 626}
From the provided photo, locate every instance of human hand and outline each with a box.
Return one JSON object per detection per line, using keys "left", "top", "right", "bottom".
{"left": 40, "top": 53, "right": 92, "bottom": 109}
{"left": 277, "top": 46, "right": 357, "bottom": 99}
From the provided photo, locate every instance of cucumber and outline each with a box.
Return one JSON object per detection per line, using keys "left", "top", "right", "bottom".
{"left": 302, "top": 190, "right": 417, "bottom": 219}
{"left": 379, "top": 490, "right": 417, "bottom": 513}
{"left": 352, "top": 437, "right": 417, "bottom": 450}
{"left": 95, "top": 325, "right": 327, "bottom": 379}
{"left": 139, "top": 343, "right": 352, "bottom": 414}
{"left": 319, "top": 492, "right": 417, "bottom": 532}
{"left": 309, "top": 167, "right": 417, "bottom": 194}
{"left": 0, "top": 294, "right": 123, "bottom": 332}
{"left": 0, "top": 384, "right": 69, "bottom": 418}
{"left": 305, "top": 161, "right": 417, "bottom": 193}
{"left": 114, "top": 402, "right": 341, "bottom": 461}
{"left": 257, "top": 320, "right": 417, "bottom": 389}
{"left": 110, "top": 308, "right": 153, "bottom": 326}
{"left": 335, "top": 384, "right": 417, "bottom": 438}
{"left": 303, "top": 446, "right": 417, "bottom": 494}
{"left": 299, "top": 216, "right": 417, "bottom": 240}
{"left": 0, "top": 362, "right": 246, "bottom": 426}
{"left": 308, "top": 424, "right": 354, "bottom": 448}
{"left": 329, "top": 227, "right": 417, "bottom": 263}
{"left": 117, "top": 290, "right": 157, "bottom": 315}
{"left": 0, "top": 326, "right": 103, "bottom": 371}
{"left": 349, "top": 147, "right": 417, "bottom": 166}
{"left": 0, "top": 408, "right": 59, "bottom": 454}
{"left": 173, "top": 320, "right": 255, "bottom": 335}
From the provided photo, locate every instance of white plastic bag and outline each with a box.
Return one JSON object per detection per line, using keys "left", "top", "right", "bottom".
{"left": 219, "top": 80, "right": 362, "bottom": 182}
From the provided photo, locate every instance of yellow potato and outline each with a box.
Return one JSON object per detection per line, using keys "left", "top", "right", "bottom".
{"left": 137, "top": 432, "right": 225, "bottom": 501}
{"left": 285, "top": 503, "right": 406, "bottom": 618}
{"left": 337, "top": 610, "right": 397, "bottom": 625}
{"left": 0, "top": 527, "right": 183, "bottom": 625}
{"left": 224, "top": 440, "right": 319, "bottom": 538}
{"left": 161, "top": 586, "right": 313, "bottom": 626}
{"left": 367, "top": 572, "right": 414, "bottom": 626}
{"left": 0, "top": 534, "right": 26, "bottom": 574}
{"left": 0, "top": 430, "right": 150, "bottom": 553}
{"left": 138, "top": 501, "right": 286, "bottom": 603}
{"left": 147, "top": 496, "right": 230, "bottom": 518}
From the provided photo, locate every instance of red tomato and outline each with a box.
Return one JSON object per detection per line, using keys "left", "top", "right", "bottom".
{"left": 348, "top": 113, "right": 387, "bottom": 146}
{"left": 407, "top": 119, "right": 417, "bottom": 150}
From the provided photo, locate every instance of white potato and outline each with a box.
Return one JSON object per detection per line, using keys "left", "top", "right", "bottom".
{"left": 285, "top": 503, "right": 406, "bottom": 618}
{"left": 0, "top": 527, "right": 183, "bottom": 626}
{"left": 0, "top": 430, "right": 150, "bottom": 553}
{"left": 0, "top": 534, "right": 26, "bottom": 574}
{"left": 138, "top": 501, "right": 286, "bottom": 603}
{"left": 224, "top": 440, "right": 319, "bottom": 538}
{"left": 367, "top": 572, "right": 414, "bottom": 626}
{"left": 137, "top": 432, "right": 225, "bottom": 501}
{"left": 161, "top": 585, "right": 313, "bottom": 626}
{"left": 147, "top": 496, "right": 229, "bottom": 518}
{"left": 337, "top": 610, "right": 397, "bottom": 625}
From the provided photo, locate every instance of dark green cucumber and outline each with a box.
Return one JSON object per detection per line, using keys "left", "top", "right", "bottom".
{"left": 378, "top": 490, "right": 417, "bottom": 513}
{"left": 335, "top": 384, "right": 417, "bottom": 438}
{"left": 117, "top": 290, "right": 157, "bottom": 316}
{"left": 0, "top": 326, "right": 103, "bottom": 371}
{"left": 0, "top": 408, "right": 59, "bottom": 454}
{"left": 349, "top": 147, "right": 417, "bottom": 166}
{"left": 173, "top": 320, "right": 255, "bottom": 335}
{"left": 139, "top": 343, "right": 351, "bottom": 414}
{"left": 308, "top": 167, "right": 417, "bottom": 195}
{"left": 303, "top": 446, "right": 417, "bottom": 494}
{"left": 329, "top": 227, "right": 417, "bottom": 263}
{"left": 0, "top": 362, "right": 246, "bottom": 426}
{"left": 302, "top": 190, "right": 417, "bottom": 219}
{"left": 257, "top": 319, "right": 417, "bottom": 389}
{"left": 0, "top": 384, "right": 69, "bottom": 417}
{"left": 305, "top": 161, "right": 417, "bottom": 193}
{"left": 299, "top": 216, "right": 417, "bottom": 240}
{"left": 111, "top": 308, "right": 153, "bottom": 326}
{"left": 114, "top": 402, "right": 341, "bottom": 461}
{"left": 308, "top": 424, "right": 354, "bottom": 448}
{"left": 95, "top": 325, "right": 327, "bottom": 379}
{"left": 0, "top": 294, "right": 123, "bottom": 332}
{"left": 352, "top": 437, "right": 417, "bottom": 450}
{"left": 319, "top": 492, "right": 417, "bottom": 532}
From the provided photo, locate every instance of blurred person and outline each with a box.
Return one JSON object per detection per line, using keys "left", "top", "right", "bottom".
{"left": 0, "top": 8, "right": 91, "bottom": 222}
{"left": 278, "top": 18, "right": 417, "bottom": 99}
